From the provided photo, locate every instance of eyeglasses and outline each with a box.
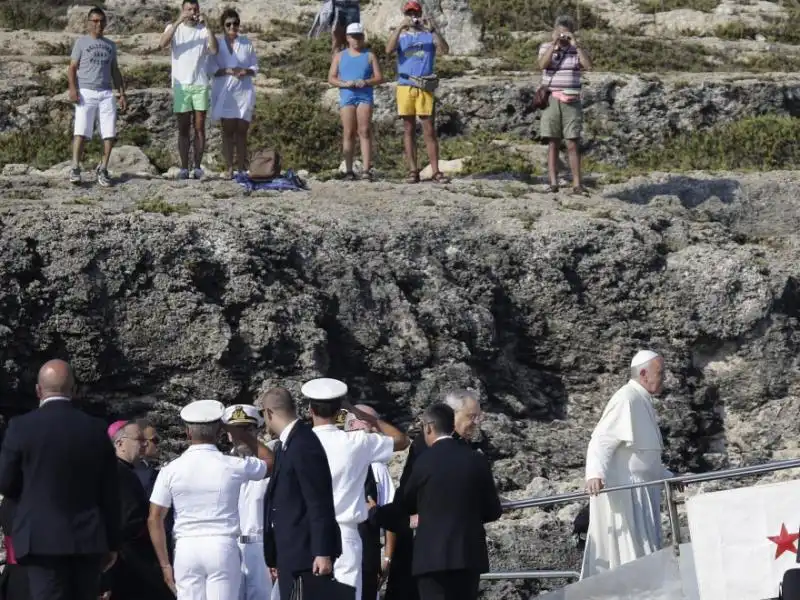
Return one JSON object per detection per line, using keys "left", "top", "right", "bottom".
{"left": 89, "top": 19, "right": 105, "bottom": 23}
{"left": 225, "top": 21, "right": 240, "bottom": 28}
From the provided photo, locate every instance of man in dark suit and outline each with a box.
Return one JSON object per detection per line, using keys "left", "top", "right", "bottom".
{"left": 382, "top": 389, "right": 487, "bottom": 600}
{"left": 260, "top": 387, "right": 341, "bottom": 600}
{"left": 0, "top": 359, "right": 120, "bottom": 600}
{"left": 402, "top": 403, "right": 502, "bottom": 600}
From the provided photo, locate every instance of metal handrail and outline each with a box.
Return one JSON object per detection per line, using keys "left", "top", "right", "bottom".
{"left": 500, "top": 457, "right": 800, "bottom": 511}
{"left": 480, "top": 570, "right": 580, "bottom": 581}
{"left": 481, "top": 457, "right": 800, "bottom": 585}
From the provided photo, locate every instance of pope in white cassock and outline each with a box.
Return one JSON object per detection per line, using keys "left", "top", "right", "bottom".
{"left": 580, "top": 350, "right": 673, "bottom": 579}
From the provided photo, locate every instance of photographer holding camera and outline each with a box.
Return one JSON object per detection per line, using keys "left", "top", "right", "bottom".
{"left": 386, "top": 1, "right": 451, "bottom": 184}
{"left": 537, "top": 15, "right": 591, "bottom": 195}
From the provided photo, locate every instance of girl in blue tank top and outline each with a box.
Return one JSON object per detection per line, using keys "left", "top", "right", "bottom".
{"left": 328, "top": 23, "right": 383, "bottom": 181}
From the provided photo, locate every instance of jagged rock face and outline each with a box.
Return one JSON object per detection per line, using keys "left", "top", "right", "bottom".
{"left": 0, "top": 172, "right": 799, "bottom": 597}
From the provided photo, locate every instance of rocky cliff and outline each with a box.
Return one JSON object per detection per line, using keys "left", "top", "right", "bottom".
{"left": 0, "top": 169, "right": 799, "bottom": 597}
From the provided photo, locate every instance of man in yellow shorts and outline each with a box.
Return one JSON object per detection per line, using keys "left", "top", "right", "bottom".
{"left": 159, "top": 0, "right": 218, "bottom": 180}
{"left": 385, "top": 1, "right": 450, "bottom": 184}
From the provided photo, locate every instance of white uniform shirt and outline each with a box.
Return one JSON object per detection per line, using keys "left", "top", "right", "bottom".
{"left": 370, "top": 462, "right": 395, "bottom": 506}
{"left": 312, "top": 425, "right": 394, "bottom": 525}
{"left": 166, "top": 22, "right": 212, "bottom": 86}
{"left": 239, "top": 476, "right": 269, "bottom": 537}
{"left": 150, "top": 444, "right": 267, "bottom": 539}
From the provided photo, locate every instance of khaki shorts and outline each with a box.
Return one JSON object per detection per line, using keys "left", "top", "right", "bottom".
{"left": 540, "top": 95, "right": 582, "bottom": 140}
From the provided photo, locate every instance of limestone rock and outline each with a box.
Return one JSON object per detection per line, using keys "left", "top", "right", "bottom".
{"left": 420, "top": 157, "right": 466, "bottom": 179}
{"left": 108, "top": 146, "right": 159, "bottom": 177}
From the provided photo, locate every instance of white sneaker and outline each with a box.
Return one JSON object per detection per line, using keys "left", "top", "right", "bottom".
{"left": 190, "top": 168, "right": 204, "bottom": 180}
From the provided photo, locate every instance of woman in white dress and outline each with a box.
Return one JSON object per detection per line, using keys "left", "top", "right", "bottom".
{"left": 211, "top": 8, "right": 258, "bottom": 179}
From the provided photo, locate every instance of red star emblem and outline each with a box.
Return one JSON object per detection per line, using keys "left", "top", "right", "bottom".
{"left": 768, "top": 523, "right": 799, "bottom": 559}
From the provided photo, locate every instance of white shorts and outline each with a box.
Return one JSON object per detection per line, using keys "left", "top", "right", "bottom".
{"left": 74, "top": 88, "right": 117, "bottom": 140}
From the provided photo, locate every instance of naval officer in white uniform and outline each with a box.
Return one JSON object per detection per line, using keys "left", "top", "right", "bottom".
{"left": 147, "top": 399, "right": 274, "bottom": 600}
{"left": 222, "top": 404, "right": 274, "bottom": 600}
{"left": 302, "top": 378, "right": 410, "bottom": 600}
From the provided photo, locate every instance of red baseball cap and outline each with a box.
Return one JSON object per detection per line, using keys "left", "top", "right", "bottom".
{"left": 403, "top": 1, "right": 422, "bottom": 13}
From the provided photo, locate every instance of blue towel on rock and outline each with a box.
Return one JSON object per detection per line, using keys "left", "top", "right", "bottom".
{"left": 234, "top": 169, "right": 308, "bottom": 193}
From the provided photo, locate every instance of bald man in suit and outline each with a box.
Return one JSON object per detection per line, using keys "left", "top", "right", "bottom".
{"left": 0, "top": 360, "right": 120, "bottom": 600}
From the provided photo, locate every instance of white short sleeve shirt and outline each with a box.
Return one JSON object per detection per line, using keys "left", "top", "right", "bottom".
{"left": 150, "top": 443, "right": 267, "bottom": 538}
{"left": 166, "top": 22, "right": 211, "bottom": 87}
{"left": 312, "top": 425, "right": 394, "bottom": 525}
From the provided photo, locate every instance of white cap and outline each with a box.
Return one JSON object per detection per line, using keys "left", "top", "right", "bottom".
{"left": 223, "top": 404, "right": 263, "bottom": 427}
{"left": 346, "top": 22, "right": 364, "bottom": 35}
{"left": 180, "top": 399, "right": 225, "bottom": 423}
{"left": 631, "top": 350, "right": 660, "bottom": 368}
{"left": 301, "top": 378, "right": 348, "bottom": 401}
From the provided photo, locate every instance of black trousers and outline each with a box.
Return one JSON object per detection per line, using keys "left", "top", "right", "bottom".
{"left": 416, "top": 570, "right": 481, "bottom": 600}
{"left": 21, "top": 555, "right": 103, "bottom": 600}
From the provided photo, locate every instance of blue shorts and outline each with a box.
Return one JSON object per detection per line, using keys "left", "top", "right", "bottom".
{"left": 334, "top": 2, "right": 360, "bottom": 28}
{"left": 339, "top": 88, "right": 373, "bottom": 107}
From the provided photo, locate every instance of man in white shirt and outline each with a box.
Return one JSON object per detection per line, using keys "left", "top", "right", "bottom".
{"left": 581, "top": 350, "right": 677, "bottom": 579}
{"left": 345, "top": 406, "right": 397, "bottom": 600}
{"left": 301, "top": 378, "right": 410, "bottom": 600}
{"left": 223, "top": 404, "right": 273, "bottom": 600}
{"left": 159, "top": 0, "right": 219, "bottom": 180}
{"left": 147, "top": 400, "right": 274, "bottom": 600}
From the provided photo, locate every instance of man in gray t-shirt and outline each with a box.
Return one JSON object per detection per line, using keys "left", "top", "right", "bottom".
{"left": 67, "top": 6, "right": 127, "bottom": 187}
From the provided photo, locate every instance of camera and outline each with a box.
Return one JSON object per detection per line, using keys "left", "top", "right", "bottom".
{"left": 557, "top": 33, "right": 570, "bottom": 48}
{"left": 411, "top": 17, "right": 421, "bottom": 26}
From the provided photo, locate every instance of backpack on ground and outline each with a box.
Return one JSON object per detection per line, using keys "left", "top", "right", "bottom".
{"left": 249, "top": 149, "right": 281, "bottom": 181}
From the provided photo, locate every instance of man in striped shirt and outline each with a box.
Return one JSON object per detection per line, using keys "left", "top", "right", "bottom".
{"left": 537, "top": 15, "right": 592, "bottom": 195}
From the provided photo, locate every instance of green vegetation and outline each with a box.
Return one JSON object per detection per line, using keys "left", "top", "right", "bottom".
{"left": 468, "top": 0, "right": 607, "bottom": 33}
{"left": 637, "top": 0, "right": 720, "bottom": 13}
{"left": 0, "top": 122, "right": 172, "bottom": 172}
{"left": 124, "top": 63, "right": 171, "bottom": 90}
{"left": 629, "top": 116, "right": 800, "bottom": 171}
{"left": 440, "top": 134, "right": 537, "bottom": 179}
{"left": 486, "top": 33, "right": 800, "bottom": 72}
{"left": 135, "top": 197, "right": 191, "bottom": 215}
{"left": 0, "top": 0, "right": 69, "bottom": 30}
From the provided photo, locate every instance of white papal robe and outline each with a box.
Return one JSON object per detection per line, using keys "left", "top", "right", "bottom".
{"left": 580, "top": 379, "right": 672, "bottom": 579}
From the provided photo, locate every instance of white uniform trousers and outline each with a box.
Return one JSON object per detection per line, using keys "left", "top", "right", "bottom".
{"left": 334, "top": 523, "right": 363, "bottom": 600}
{"left": 270, "top": 580, "right": 281, "bottom": 600}
{"left": 174, "top": 536, "right": 242, "bottom": 600}
{"left": 239, "top": 541, "right": 272, "bottom": 600}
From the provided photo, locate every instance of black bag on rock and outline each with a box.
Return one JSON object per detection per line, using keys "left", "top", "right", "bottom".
{"left": 289, "top": 572, "right": 356, "bottom": 600}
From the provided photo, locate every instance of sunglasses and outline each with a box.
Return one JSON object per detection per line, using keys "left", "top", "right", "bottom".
{"left": 225, "top": 21, "right": 240, "bottom": 28}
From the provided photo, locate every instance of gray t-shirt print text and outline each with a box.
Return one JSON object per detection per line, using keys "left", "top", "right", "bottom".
{"left": 71, "top": 35, "right": 117, "bottom": 91}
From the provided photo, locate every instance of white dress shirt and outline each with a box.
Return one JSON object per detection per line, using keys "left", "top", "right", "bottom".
{"left": 312, "top": 425, "right": 394, "bottom": 525}
{"left": 279, "top": 419, "right": 299, "bottom": 447}
{"left": 150, "top": 444, "right": 267, "bottom": 539}
{"left": 239, "top": 476, "right": 269, "bottom": 537}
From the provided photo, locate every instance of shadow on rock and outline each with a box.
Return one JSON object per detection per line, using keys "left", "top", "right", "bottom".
{"left": 610, "top": 176, "right": 742, "bottom": 208}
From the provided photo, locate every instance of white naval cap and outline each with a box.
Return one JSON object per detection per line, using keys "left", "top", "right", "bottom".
{"left": 180, "top": 399, "right": 225, "bottom": 423}
{"left": 300, "top": 377, "right": 348, "bottom": 401}
{"left": 223, "top": 404, "right": 264, "bottom": 427}
{"left": 631, "top": 350, "right": 660, "bottom": 368}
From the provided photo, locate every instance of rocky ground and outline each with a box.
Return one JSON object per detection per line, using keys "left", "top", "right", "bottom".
{"left": 1, "top": 167, "right": 800, "bottom": 597}
{"left": 2, "top": 0, "right": 800, "bottom": 597}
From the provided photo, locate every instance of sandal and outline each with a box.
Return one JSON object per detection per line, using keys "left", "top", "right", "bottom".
{"left": 361, "top": 169, "right": 374, "bottom": 182}
{"left": 338, "top": 171, "right": 357, "bottom": 181}
{"left": 569, "top": 186, "right": 589, "bottom": 196}
{"left": 431, "top": 171, "right": 451, "bottom": 184}
{"left": 543, "top": 184, "right": 559, "bottom": 193}
{"left": 406, "top": 170, "right": 420, "bottom": 184}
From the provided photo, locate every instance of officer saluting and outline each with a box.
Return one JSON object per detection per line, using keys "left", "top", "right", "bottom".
{"left": 147, "top": 399, "right": 274, "bottom": 600}
{"left": 222, "top": 404, "right": 274, "bottom": 600}
{"left": 303, "top": 378, "right": 410, "bottom": 600}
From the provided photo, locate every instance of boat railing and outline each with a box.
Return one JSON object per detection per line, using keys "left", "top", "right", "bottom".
{"left": 480, "top": 456, "right": 800, "bottom": 582}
